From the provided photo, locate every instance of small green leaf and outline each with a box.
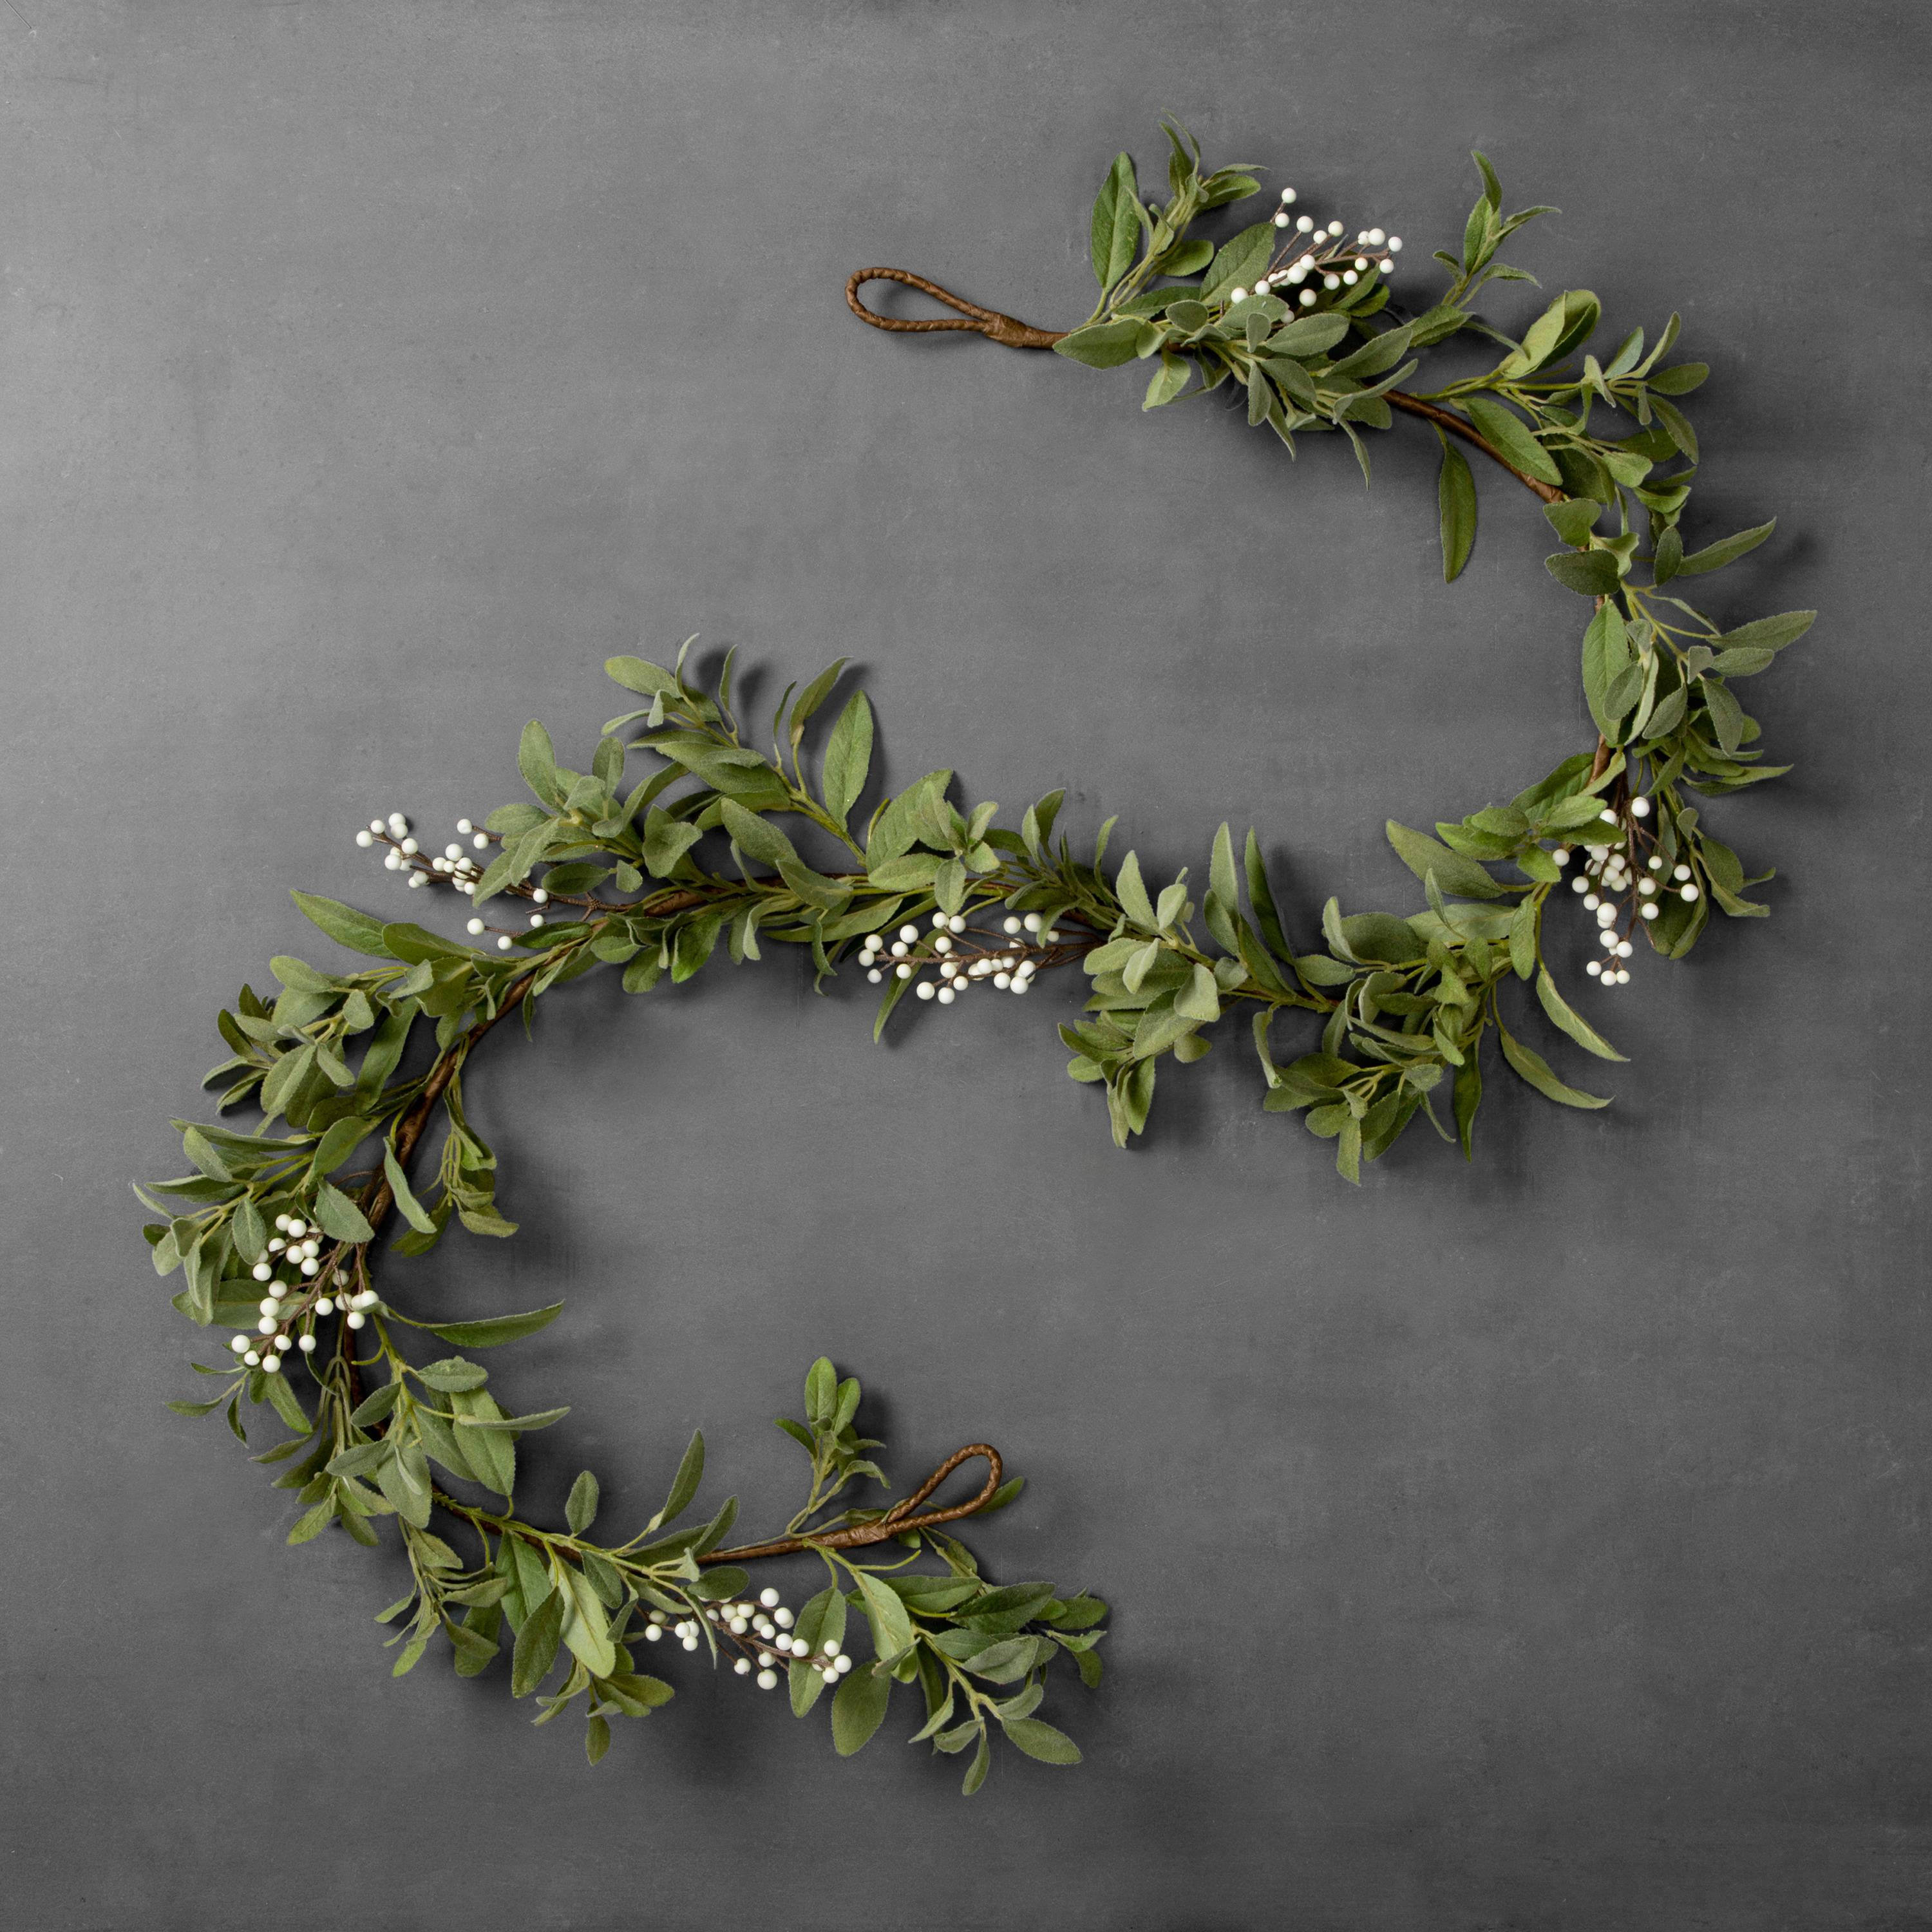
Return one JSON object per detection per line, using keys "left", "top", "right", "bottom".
{"left": 1435, "top": 434, "right": 1477, "bottom": 581}
{"left": 831, "top": 1663, "right": 891, "bottom": 1756}
{"left": 1001, "top": 1716, "right": 1083, "bottom": 1765}
{"left": 1498, "top": 1021, "right": 1611, "bottom": 1109}
{"left": 1535, "top": 968, "right": 1627, "bottom": 1062}
{"left": 566, "top": 1470, "right": 600, "bottom": 1536}
{"left": 1088, "top": 151, "right": 1141, "bottom": 292}
{"left": 290, "top": 891, "right": 393, "bottom": 959}
{"left": 311, "top": 1181, "right": 375, "bottom": 1245}
{"left": 424, "top": 1303, "right": 564, "bottom": 1349}
{"left": 382, "top": 1146, "right": 437, "bottom": 1235}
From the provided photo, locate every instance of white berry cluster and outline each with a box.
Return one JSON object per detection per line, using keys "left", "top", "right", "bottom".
{"left": 225, "top": 1209, "right": 379, "bottom": 1368}
{"left": 642, "top": 1586, "right": 853, "bottom": 1692}
{"left": 355, "top": 812, "right": 557, "bottom": 952}
{"left": 1225, "top": 186, "right": 1403, "bottom": 311}
{"left": 857, "top": 911, "right": 1061, "bottom": 1003}
{"left": 1553, "top": 793, "right": 1695, "bottom": 988}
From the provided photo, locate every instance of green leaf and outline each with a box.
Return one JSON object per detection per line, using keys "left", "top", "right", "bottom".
{"left": 456, "top": 1405, "right": 570, "bottom": 1434}
{"left": 417, "top": 1356, "right": 489, "bottom": 1392}
{"left": 1546, "top": 549, "right": 1622, "bottom": 598}
{"left": 1435, "top": 434, "right": 1477, "bottom": 582}
{"left": 821, "top": 691, "right": 874, "bottom": 828}
{"left": 831, "top": 1662, "right": 892, "bottom": 1756}
{"left": 1498, "top": 1022, "right": 1611, "bottom": 1109}
{"left": 1714, "top": 610, "right": 1815, "bottom": 653}
{"left": 1088, "top": 151, "right": 1141, "bottom": 292}
{"left": 1461, "top": 395, "right": 1562, "bottom": 485}
{"left": 290, "top": 891, "right": 393, "bottom": 959}
{"left": 1001, "top": 1716, "right": 1083, "bottom": 1765}
{"left": 424, "top": 1303, "right": 564, "bottom": 1348}
{"left": 311, "top": 1180, "right": 375, "bottom": 1245}
{"left": 566, "top": 1471, "right": 600, "bottom": 1536}
{"left": 511, "top": 1589, "right": 564, "bottom": 1697}
{"left": 585, "top": 1716, "right": 611, "bottom": 1765}
{"left": 382, "top": 1146, "right": 437, "bottom": 1235}
{"left": 854, "top": 1569, "right": 916, "bottom": 1663}
{"left": 1266, "top": 313, "right": 1350, "bottom": 358}
{"left": 1385, "top": 821, "right": 1506, "bottom": 900}
{"left": 652, "top": 1430, "right": 705, "bottom": 1531}
{"left": 1115, "top": 852, "right": 1157, "bottom": 928}
{"left": 1677, "top": 519, "right": 1775, "bottom": 576}
{"left": 1542, "top": 498, "right": 1600, "bottom": 547}
{"left": 1052, "top": 319, "right": 1151, "bottom": 368}
{"left": 1200, "top": 221, "right": 1274, "bottom": 302}
{"left": 518, "top": 720, "right": 560, "bottom": 806}
{"left": 1535, "top": 968, "right": 1626, "bottom": 1062}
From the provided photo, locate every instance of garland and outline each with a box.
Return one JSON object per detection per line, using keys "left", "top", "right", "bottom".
{"left": 146, "top": 128, "right": 1810, "bottom": 1792}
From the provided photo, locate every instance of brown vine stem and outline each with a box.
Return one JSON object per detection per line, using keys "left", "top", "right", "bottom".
{"left": 699, "top": 1444, "right": 1005, "bottom": 1566}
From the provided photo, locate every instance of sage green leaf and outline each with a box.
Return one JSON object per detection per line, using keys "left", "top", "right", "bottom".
{"left": 566, "top": 1470, "right": 599, "bottom": 1535}
{"left": 1385, "top": 821, "right": 1506, "bottom": 900}
{"left": 1327, "top": 321, "right": 1415, "bottom": 381}
{"left": 1115, "top": 852, "right": 1157, "bottom": 928}
{"left": 1535, "top": 967, "right": 1626, "bottom": 1061}
{"left": 1435, "top": 434, "right": 1477, "bottom": 581}
{"left": 1676, "top": 519, "right": 1774, "bottom": 576}
{"left": 1650, "top": 395, "right": 1698, "bottom": 461}
{"left": 1498, "top": 1023, "right": 1611, "bottom": 1109}
{"left": 1174, "top": 963, "right": 1221, "bottom": 1023}
{"left": 1647, "top": 360, "right": 1709, "bottom": 394}
{"left": 1542, "top": 498, "right": 1599, "bottom": 547}
{"left": 821, "top": 690, "right": 874, "bottom": 828}
{"left": 1200, "top": 220, "right": 1274, "bottom": 301}
{"left": 831, "top": 1662, "right": 891, "bottom": 1756}
{"left": 1266, "top": 312, "right": 1349, "bottom": 358}
{"left": 456, "top": 1405, "right": 569, "bottom": 1434}
{"left": 1715, "top": 610, "right": 1814, "bottom": 652}
{"left": 1701, "top": 677, "right": 1747, "bottom": 753}
{"left": 1088, "top": 151, "right": 1141, "bottom": 292}
{"left": 559, "top": 1567, "right": 618, "bottom": 1679}
{"left": 511, "top": 1589, "right": 564, "bottom": 1697}
{"left": 1546, "top": 549, "right": 1622, "bottom": 597}
{"left": 424, "top": 1303, "right": 563, "bottom": 1348}
{"left": 1052, "top": 319, "right": 1151, "bottom": 368}
{"left": 1001, "top": 1716, "right": 1083, "bottom": 1765}
{"left": 290, "top": 892, "right": 393, "bottom": 959}
{"left": 1462, "top": 395, "right": 1562, "bottom": 485}
{"left": 418, "top": 1356, "right": 489, "bottom": 1392}
{"left": 962, "top": 1730, "right": 992, "bottom": 1795}
{"left": 1143, "top": 351, "right": 1191, "bottom": 410}
{"left": 605, "top": 654, "right": 679, "bottom": 698}
{"left": 652, "top": 1430, "right": 705, "bottom": 1531}
{"left": 312, "top": 1180, "right": 375, "bottom": 1245}
{"left": 854, "top": 1569, "right": 916, "bottom": 1663}
{"left": 382, "top": 1146, "right": 437, "bottom": 1235}
{"left": 517, "top": 719, "right": 560, "bottom": 808}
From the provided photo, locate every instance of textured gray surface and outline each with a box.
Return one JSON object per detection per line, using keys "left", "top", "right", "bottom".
{"left": 3, "top": 4, "right": 1927, "bottom": 1927}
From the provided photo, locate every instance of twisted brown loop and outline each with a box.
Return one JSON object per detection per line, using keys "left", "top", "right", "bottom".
{"left": 699, "top": 1443, "right": 1004, "bottom": 1565}
{"left": 846, "top": 268, "right": 1065, "bottom": 350}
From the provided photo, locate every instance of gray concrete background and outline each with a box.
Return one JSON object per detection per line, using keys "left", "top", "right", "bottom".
{"left": 3, "top": 4, "right": 1927, "bottom": 1927}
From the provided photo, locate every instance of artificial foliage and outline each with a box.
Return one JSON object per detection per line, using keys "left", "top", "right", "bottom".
{"left": 148, "top": 128, "right": 1808, "bottom": 1788}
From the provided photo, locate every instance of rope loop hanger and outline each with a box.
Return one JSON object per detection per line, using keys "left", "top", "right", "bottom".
{"left": 845, "top": 267, "right": 1066, "bottom": 351}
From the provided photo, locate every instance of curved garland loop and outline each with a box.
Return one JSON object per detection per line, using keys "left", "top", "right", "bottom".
{"left": 146, "top": 128, "right": 1810, "bottom": 1792}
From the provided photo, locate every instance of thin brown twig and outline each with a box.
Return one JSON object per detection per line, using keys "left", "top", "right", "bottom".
{"left": 700, "top": 1443, "right": 1003, "bottom": 1565}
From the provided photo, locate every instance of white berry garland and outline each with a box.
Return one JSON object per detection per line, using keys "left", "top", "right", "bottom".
{"left": 147, "top": 126, "right": 1807, "bottom": 1790}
